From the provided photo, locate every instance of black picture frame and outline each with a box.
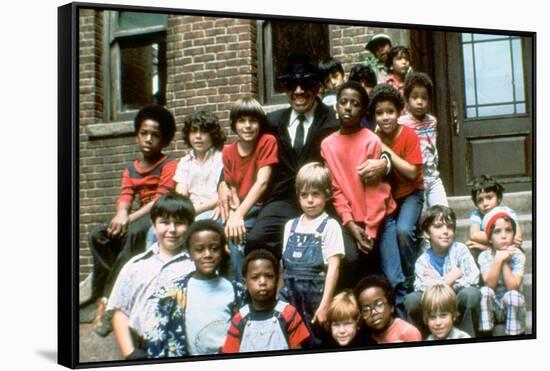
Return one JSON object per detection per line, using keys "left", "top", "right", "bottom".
{"left": 58, "top": 1, "right": 536, "bottom": 368}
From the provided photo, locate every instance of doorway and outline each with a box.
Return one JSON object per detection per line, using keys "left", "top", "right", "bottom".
{"left": 430, "top": 31, "right": 533, "bottom": 195}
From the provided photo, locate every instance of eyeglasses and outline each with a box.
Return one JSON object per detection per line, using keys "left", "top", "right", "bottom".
{"left": 360, "top": 300, "right": 387, "bottom": 317}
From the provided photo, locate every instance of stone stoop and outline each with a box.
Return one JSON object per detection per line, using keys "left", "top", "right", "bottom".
{"left": 447, "top": 191, "right": 534, "bottom": 336}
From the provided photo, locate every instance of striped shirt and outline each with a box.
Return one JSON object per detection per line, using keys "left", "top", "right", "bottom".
{"left": 117, "top": 155, "right": 178, "bottom": 207}
{"left": 398, "top": 112, "right": 440, "bottom": 182}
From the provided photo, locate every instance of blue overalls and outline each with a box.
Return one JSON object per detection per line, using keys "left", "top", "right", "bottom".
{"left": 281, "top": 217, "right": 328, "bottom": 347}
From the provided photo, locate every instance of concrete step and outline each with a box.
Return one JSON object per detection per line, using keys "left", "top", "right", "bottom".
{"left": 447, "top": 191, "right": 532, "bottom": 220}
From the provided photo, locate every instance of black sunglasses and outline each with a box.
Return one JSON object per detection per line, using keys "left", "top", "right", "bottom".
{"left": 285, "top": 79, "right": 318, "bottom": 91}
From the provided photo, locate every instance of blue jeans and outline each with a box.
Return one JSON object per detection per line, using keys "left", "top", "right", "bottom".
{"left": 395, "top": 190, "right": 424, "bottom": 288}
{"left": 377, "top": 215, "right": 407, "bottom": 319}
{"left": 424, "top": 176, "right": 448, "bottom": 208}
{"left": 220, "top": 205, "right": 261, "bottom": 282}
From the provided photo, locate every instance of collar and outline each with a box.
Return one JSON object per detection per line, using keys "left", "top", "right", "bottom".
{"left": 299, "top": 211, "right": 329, "bottom": 225}
{"left": 188, "top": 147, "right": 216, "bottom": 161}
{"left": 289, "top": 101, "right": 318, "bottom": 128}
{"left": 133, "top": 242, "right": 190, "bottom": 263}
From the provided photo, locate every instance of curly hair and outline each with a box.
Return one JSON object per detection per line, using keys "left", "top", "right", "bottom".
{"left": 367, "top": 83, "right": 405, "bottom": 117}
{"left": 185, "top": 219, "right": 231, "bottom": 276}
{"left": 385, "top": 46, "right": 411, "bottom": 70}
{"left": 134, "top": 104, "right": 176, "bottom": 145}
{"left": 241, "top": 248, "right": 280, "bottom": 280}
{"left": 403, "top": 71, "right": 434, "bottom": 101}
{"left": 337, "top": 80, "right": 370, "bottom": 110}
{"left": 354, "top": 275, "right": 396, "bottom": 309}
{"left": 182, "top": 110, "right": 226, "bottom": 151}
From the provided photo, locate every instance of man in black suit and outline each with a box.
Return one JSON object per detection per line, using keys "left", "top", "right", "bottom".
{"left": 245, "top": 53, "right": 338, "bottom": 254}
{"left": 217, "top": 53, "right": 388, "bottom": 288}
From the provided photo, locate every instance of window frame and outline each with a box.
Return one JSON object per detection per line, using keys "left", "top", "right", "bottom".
{"left": 256, "top": 20, "right": 332, "bottom": 107}
{"left": 102, "top": 11, "right": 167, "bottom": 122}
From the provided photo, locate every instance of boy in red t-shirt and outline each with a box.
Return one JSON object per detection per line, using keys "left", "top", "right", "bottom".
{"left": 85, "top": 105, "right": 178, "bottom": 336}
{"left": 372, "top": 83, "right": 424, "bottom": 290}
{"left": 218, "top": 97, "right": 279, "bottom": 281}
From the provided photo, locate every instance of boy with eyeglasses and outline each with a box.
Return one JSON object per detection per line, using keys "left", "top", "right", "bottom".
{"left": 354, "top": 275, "right": 421, "bottom": 343}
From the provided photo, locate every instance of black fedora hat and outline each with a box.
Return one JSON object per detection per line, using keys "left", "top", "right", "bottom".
{"left": 276, "top": 53, "right": 320, "bottom": 86}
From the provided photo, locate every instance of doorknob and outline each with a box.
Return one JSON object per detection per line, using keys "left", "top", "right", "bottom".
{"left": 452, "top": 100, "right": 460, "bottom": 136}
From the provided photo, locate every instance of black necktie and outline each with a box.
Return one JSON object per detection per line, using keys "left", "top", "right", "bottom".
{"left": 294, "top": 114, "right": 306, "bottom": 154}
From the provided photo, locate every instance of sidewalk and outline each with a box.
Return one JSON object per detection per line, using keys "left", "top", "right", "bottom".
{"left": 79, "top": 303, "right": 123, "bottom": 363}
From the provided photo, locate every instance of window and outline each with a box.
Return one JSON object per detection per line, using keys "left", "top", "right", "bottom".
{"left": 104, "top": 11, "right": 167, "bottom": 121}
{"left": 257, "top": 20, "right": 330, "bottom": 105}
{"left": 461, "top": 33, "right": 526, "bottom": 119}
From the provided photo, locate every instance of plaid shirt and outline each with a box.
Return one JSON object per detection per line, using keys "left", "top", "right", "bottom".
{"left": 414, "top": 241, "right": 480, "bottom": 292}
{"left": 398, "top": 112, "right": 440, "bottom": 183}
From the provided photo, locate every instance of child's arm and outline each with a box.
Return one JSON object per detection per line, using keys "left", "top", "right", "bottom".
{"left": 444, "top": 265, "right": 464, "bottom": 287}
{"left": 501, "top": 258, "right": 523, "bottom": 291}
{"left": 414, "top": 255, "right": 443, "bottom": 291}
{"left": 482, "top": 249, "right": 516, "bottom": 289}
{"left": 214, "top": 180, "right": 233, "bottom": 223}
{"left": 357, "top": 158, "right": 388, "bottom": 184}
{"left": 128, "top": 201, "right": 155, "bottom": 224}
{"left": 451, "top": 244, "right": 480, "bottom": 289}
{"left": 312, "top": 255, "right": 341, "bottom": 325}
{"left": 225, "top": 165, "right": 272, "bottom": 243}
{"left": 194, "top": 198, "right": 218, "bottom": 216}
{"left": 175, "top": 181, "right": 189, "bottom": 197}
{"left": 345, "top": 221, "right": 374, "bottom": 254}
{"left": 107, "top": 203, "right": 132, "bottom": 238}
{"left": 108, "top": 200, "right": 155, "bottom": 237}
{"left": 468, "top": 223, "right": 490, "bottom": 246}
{"left": 379, "top": 142, "right": 421, "bottom": 181}
{"left": 112, "top": 309, "right": 135, "bottom": 358}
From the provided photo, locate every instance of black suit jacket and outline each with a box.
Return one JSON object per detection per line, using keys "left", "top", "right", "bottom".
{"left": 265, "top": 98, "right": 339, "bottom": 202}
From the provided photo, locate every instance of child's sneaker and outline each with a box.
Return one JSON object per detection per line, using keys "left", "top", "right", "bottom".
{"left": 93, "top": 298, "right": 113, "bottom": 337}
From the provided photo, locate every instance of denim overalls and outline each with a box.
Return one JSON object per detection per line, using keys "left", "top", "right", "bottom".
{"left": 281, "top": 216, "right": 328, "bottom": 347}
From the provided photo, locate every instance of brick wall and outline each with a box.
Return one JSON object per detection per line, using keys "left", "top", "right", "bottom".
{"left": 78, "top": 12, "right": 409, "bottom": 282}
{"left": 78, "top": 12, "right": 257, "bottom": 281}
{"left": 331, "top": 25, "right": 409, "bottom": 78}
{"left": 79, "top": 9, "right": 106, "bottom": 281}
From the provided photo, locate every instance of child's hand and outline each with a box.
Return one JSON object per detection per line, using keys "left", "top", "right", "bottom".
{"left": 495, "top": 247, "right": 516, "bottom": 262}
{"left": 513, "top": 237, "right": 523, "bottom": 248}
{"left": 312, "top": 306, "right": 328, "bottom": 326}
{"left": 107, "top": 211, "right": 129, "bottom": 238}
{"left": 216, "top": 182, "right": 233, "bottom": 223}
{"left": 357, "top": 159, "right": 386, "bottom": 184}
{"left": 225, "top": 212, "right": 246, "bottom": 244}
{"left": 465, "top": 240, "right": 489, "bottom": 251}
{"left": 346, "top": 221, "right": 373, "bottom": 254}
{"left": 445, "top": 265, "right": 464, "bottom": 285}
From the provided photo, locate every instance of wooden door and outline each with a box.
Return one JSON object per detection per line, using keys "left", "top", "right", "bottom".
{"left": 434, "top": 31, "right": 533, "bottom": 195}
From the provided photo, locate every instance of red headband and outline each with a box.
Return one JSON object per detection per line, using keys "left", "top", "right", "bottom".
{"left": 485, "top": 211, "right": 512, "bottom": 239}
